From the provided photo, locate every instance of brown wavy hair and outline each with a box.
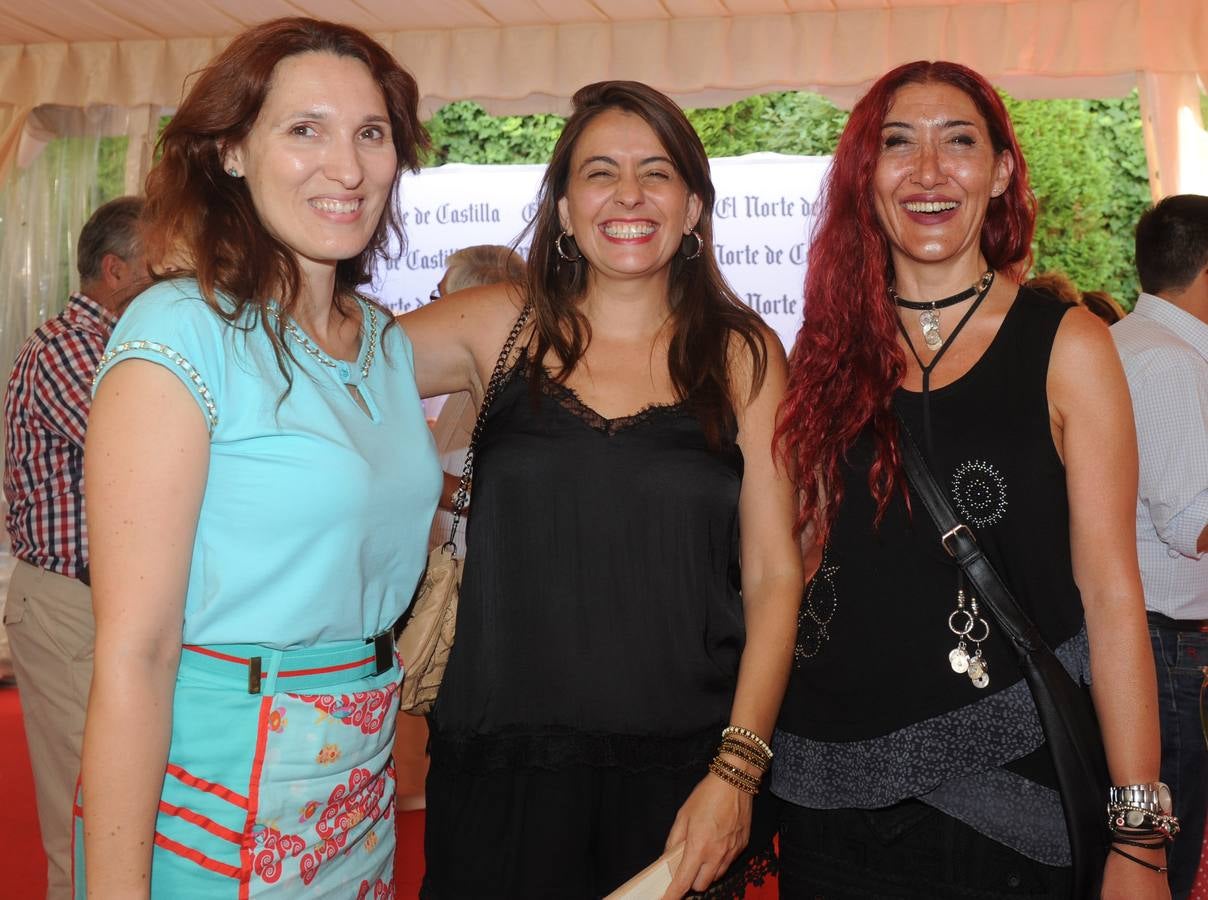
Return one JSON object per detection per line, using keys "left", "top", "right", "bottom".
{"left": 142, "top": 17, "right": 428, "bottom": 381}
{"left": 521, "top": 80, "right": 768, "bottom": 444}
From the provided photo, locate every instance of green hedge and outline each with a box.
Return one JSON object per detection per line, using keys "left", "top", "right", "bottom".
{"left": 426, "top": 91, "right": 1157, "bottom": 304}
{"left": 88, "top": 89, "right": 1165, "bottom": 304}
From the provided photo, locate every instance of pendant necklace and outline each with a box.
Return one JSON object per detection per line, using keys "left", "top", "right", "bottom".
{"left": 894, "top": 269, "right": 995, "bottom": 461}
{"left": 893, "top": 270, "right": 998, "bottom": 692}
{"left": 890, "top": 270, "right": 994, "bottom": 350}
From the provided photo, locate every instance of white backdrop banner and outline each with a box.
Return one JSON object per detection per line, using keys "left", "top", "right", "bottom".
{"left": 371, "top": 152, "right": 831, "bottom": 349}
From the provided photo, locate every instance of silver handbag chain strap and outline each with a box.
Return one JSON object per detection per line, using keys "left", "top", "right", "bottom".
{"left": 447, "top": 304, "right": 532, "bottom": 551}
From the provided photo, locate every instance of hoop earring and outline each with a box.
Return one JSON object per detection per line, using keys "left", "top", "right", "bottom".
{"left": 680, "top": 230, "right": 704, "bottom": 260}
{"left": 555, "top": 231, "right": 582, "bottom": 262}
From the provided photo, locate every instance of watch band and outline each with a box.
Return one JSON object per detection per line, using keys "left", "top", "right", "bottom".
{"left": 1108, "top": 782, "right": 1170, "bottom": 814}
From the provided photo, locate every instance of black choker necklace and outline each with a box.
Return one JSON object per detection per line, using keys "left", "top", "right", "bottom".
{"left": 889, "top": 270, "right": 994, "bottom": 350}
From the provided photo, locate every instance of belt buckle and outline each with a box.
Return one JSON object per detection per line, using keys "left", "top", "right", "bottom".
{"left": 247, "top": 656, "right": 262, "bottom": 694}
{"left": 370, "top": 631, "right": 393, "bottom": 676}
{"left": 941, "top": 524, "right": 975, "bottom": 558}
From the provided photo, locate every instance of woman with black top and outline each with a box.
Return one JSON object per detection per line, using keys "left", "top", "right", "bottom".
{"left": 774, "top": 61, "right": 1167, "bottom": 898}
{"left": 402, "top": 81, "right": 801, "bottom": 898}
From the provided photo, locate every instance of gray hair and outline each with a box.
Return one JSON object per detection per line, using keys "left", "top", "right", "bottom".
{"left": 441, "top": 245, "right": 526, "bottom": 294}
{"left": 77, "top": 196, "right": 144, "bottom": 283}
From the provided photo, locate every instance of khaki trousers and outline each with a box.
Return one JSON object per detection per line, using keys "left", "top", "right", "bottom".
{"left": 3, "top": 560, "right": 94, "bottom": 900}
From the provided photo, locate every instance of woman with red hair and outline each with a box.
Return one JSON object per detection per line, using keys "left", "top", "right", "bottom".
{"left": 772, "top": 61, "right": 1167, "bottom": 898}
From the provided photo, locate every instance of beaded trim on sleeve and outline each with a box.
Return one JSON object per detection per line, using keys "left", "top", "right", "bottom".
{"left": 93, "top": 341, "right": 218, "bottom": 432}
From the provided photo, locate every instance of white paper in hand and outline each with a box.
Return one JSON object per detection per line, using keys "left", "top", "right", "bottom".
{"left": 603, "top": 843, "right": 687, "bottom": 900}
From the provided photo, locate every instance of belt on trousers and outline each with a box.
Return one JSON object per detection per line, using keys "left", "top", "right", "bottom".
{"left": 181, "top": 621, "right": 403, "bottom": 694}
{"left": 1147, "top": 610, "right": 1208, "bottom": 633}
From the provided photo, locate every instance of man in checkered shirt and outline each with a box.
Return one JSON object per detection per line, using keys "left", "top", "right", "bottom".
{"left": 1112, "top": 194, "right": 1208, "bottom": 898}
{"left": 2, "top": 196, "right": 144, "bottom": 899}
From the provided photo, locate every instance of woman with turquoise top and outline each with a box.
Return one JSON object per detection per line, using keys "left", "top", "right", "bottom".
{"left": 75, "top": 18, "right": 440, "bottom": 898}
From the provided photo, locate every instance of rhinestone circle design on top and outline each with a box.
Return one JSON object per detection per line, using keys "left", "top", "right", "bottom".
{"left": 951, "top": 459, "right": 1008, "bottom": 528}
{"left": 794, "top": 545, "right": 840, "bottom": 665}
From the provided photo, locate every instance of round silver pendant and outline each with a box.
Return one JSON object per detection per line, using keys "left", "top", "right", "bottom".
{"left": 949, "top": 647, "right": 970, "bottom": 674}
{"left": 967, "top": 657, "right": 985, "bottom": 679}
{"left": 971, "top": 672, "right": 990, "bottom": 689}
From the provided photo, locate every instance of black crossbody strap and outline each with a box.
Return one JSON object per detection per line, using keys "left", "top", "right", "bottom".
{"left": 447, "top": 304, "right": 531, "bottom": 550}
{"left": 896, "top": 421, "right": 1044, "bottom": 654}
{"left": 897, "top": 419, "right": 1108, "bottom": 899}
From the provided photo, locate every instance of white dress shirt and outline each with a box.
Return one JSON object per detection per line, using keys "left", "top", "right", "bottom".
{"left": 1111, "top": 293, "right": 1208, "bottom": 618}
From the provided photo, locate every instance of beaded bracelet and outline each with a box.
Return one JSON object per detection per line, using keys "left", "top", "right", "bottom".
{"left": 712, "top": 757, "right": 761, "bottom": 788}
{"left": 1107, "top": 805, "right": 1180, "bottom": 840}
{"left": 718, "top": 738, "right": 770, "bottom": 771}
{"left": 721, "top": 725, "right": 773, "bottom": 760}
{"left": 708, "top": 758, "right": 760, "bottom": 796}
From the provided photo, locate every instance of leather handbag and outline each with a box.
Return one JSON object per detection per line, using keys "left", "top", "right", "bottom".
{"left": 897, "top": 420, "right": 1109, "bottom": 898}
{"left": 397, "top": 304, "right": 531, "bottom": 715}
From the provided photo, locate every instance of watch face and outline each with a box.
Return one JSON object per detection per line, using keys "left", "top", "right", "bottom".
{"left": 1157, "top": 783, "right": 1172, "bottom": 815}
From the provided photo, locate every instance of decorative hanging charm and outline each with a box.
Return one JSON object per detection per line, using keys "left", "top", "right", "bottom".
{"left": 949, "top": 642, "right": 970, "bottom": 674}
{"left": 919, "top": 309, "right": 943, "bottom": 349}
{"left": 947, "top": 587, "right": 991, "bottom": 689}
{"left": 890, "top": 269, "right": 994, "bottom": 352}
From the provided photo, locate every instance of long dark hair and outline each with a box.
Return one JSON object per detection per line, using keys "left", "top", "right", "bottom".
{"left": 142, "top": 17, "right": 428, "bottom": 382}
{"left": 774, "top": 61, "right": 1036, "bottom": 540}
{"left": 522, "top": 80, "right": 768, "bottom": 443}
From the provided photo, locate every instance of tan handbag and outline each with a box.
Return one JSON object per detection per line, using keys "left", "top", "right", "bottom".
{"left": 397, "top": 304, "right": 530, "bottom": 715}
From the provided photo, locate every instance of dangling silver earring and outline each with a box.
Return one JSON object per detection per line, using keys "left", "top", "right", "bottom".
{"left": 680, "top": 230, "right": 704, "bottom": 260}
{"left": 555, "top": 231, "right": 581, "bottom": 262}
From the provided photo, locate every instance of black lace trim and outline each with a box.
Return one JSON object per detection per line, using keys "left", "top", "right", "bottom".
{"left": 428, "top": 726, "right": 719, "bottom": 775}
{"left": 691, "top": 842, "right": 777, "bottom": 899}
{"left": 532, "top": 361, "right": 689, "bottom": 436}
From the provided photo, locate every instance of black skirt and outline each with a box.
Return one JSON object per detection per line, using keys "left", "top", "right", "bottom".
{"left": 422, "top": 757, "right": 777, "bottom": 899}
{"left": 778, "top": 800, "right": 1074, "bottom": 899}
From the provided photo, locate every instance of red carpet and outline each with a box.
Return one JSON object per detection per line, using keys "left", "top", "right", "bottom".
{"left": 0, "top": 684, "right": 46, "bottom": 897}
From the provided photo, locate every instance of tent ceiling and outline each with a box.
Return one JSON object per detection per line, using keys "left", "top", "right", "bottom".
{"left": 0, "top": 1, "right": 1203, "bottom": 113}
{"left": 0, "top": 1, "right": 1062, "bottom": 45}
{"left": 0, "top": 1, "right": 1203, "bottom": 196}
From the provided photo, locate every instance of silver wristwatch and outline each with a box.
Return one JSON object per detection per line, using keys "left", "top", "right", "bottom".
{"left": 1108, "top": 782, "right": 1173, "bottom": 816}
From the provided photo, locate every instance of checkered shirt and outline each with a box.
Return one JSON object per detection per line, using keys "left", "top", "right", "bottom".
{"left": 3, "top": 293, "right": 116, "bottom": 579}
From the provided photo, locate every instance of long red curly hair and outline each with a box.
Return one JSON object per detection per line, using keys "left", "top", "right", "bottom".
{"left": 774, "top": 61, "right": 1036, "bottom": 541}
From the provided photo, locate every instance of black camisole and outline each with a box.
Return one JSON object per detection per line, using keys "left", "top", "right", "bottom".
{"left": 429, "top": 359, "right": 747, "bottom": 773}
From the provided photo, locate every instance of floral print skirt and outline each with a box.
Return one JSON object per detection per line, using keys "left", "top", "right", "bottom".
{"left": 74, "top": 640, "right": 401, "bottom": 899}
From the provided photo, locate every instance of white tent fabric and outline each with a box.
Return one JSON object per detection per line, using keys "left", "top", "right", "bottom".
{"left": 0, "top": 0, "right": 1205, "bottom": 195}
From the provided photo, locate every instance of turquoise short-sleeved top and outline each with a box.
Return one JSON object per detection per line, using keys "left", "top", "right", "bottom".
{"left": 94, "top": 279, "right": 441, "bottom": 649}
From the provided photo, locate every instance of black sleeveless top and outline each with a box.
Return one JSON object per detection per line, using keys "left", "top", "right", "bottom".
{"left": 772, "top": 289, "right": 1089, "bottom": 864}
{"left": 429, "top": 359, "right": 746, "bottom": 773}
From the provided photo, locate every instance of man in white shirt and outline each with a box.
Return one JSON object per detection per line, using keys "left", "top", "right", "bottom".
{"left": 1112, "top": 193, "right": 1208, "bottom": 898}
